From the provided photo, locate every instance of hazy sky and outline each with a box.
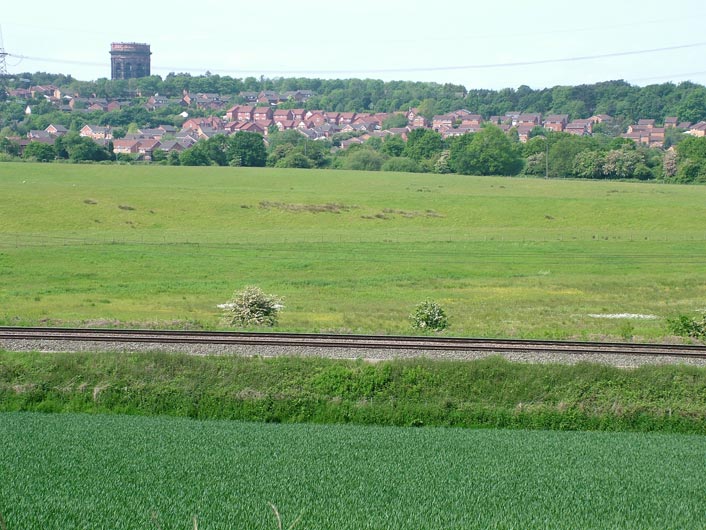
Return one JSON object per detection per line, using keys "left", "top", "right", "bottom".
{"left": 3, "top": 0, "right": 706, "bottom": 89}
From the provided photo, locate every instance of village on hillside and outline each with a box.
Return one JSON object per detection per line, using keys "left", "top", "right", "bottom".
{"left": 7, "top": 84, "right": 706, "bottom": 160}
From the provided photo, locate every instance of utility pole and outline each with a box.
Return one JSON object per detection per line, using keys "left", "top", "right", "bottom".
{"left": 0, "top": 26, "right": 9, "bottom": 99}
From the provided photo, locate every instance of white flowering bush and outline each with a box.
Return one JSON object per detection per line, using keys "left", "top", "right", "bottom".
{"left": 220, "top": 286, "right": 284, "bottom": 327}
{"left": 409, "top": 300, "right": 448, "bottom": 332}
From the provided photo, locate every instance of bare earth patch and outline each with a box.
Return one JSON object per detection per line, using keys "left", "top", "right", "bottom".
{"left": 258, "top": 201, "right": 356, "bottom": 214}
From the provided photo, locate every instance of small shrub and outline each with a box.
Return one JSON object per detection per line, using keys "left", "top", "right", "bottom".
{"left": 221, "top": 286, "right": 283, "bottom": 327}
{"left": 410, "top": 300, "right": 448, "bottom": 332}
{"left": 666, "top": 314, "right": 706, "bottom": 340}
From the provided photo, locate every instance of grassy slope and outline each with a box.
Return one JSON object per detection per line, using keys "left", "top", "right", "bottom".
{"left": 2, "top": 412, "right": 705, "bottom": 529}
{"left": 2, "top": 351, "right": 705, "bottom": 433}
{"left": 1, "top": 162, "right": 706, "bottom": 338}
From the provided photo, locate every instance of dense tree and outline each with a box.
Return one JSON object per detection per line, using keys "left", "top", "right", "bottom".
{"left": 572, "top": 150, "right": 605, "bottom": 179}
{"left": 226, "top": 132, "right": 267, "bottom": 167}
{"left": 0, "top": 137, "right": 20, "bottom": 157}
{"left": 674, "top": 136, "right": 706, "bottom": 182}
{"left": 22, "top": 142, "right": 56, "bottom": 162}
{"left": 404, "top": 128, "right": 443, "bottom": 161}
{"left": 68, "top": 138, "right": 111, "bottom": 162}
{"left": 179, "top": 143, "right": 213, "bottom": 166}
{"left": 448, "top": 125, "right": 523, "bottom": 176}
{"left": 381, "top": 157, "right": 422, "bottom": 173}
{"left": 342, "top": 148, "right": 387, "bottom": 171}
{"left": 381, "top": 113, "right": 408, "bottom": 129}
{"left": 381, "top": 135, "right": 406, "bottom": 157}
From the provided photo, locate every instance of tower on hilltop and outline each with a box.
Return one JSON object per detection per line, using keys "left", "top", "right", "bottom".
{"left": 110, "top": 42, "right": 151, "bottom": 80}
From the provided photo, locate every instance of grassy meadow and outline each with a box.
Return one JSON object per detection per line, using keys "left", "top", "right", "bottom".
{"left": 1, "top": 162, "right": 706, "bottom": 338}
{"left": 2, "top": 412, "right": 705, "bottom": 529}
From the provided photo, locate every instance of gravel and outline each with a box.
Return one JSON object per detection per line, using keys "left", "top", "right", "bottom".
{"left": 3, "top": 338, "right": 706, "bottom": 369}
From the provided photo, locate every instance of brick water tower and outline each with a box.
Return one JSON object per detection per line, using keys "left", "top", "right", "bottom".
{"left": 110, "top": 42, "right": 151, "bottom": 80}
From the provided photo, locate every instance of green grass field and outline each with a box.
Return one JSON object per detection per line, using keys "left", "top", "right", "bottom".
{"left": 2, "top": 412, "right": 705, "bottom": 529}
{"left": 1, "top": 162, "right": 706, "bottom": 338}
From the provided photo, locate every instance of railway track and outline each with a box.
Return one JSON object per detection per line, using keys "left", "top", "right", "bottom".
{"left": 1, "top": 326, "right": 705, "bottom": 363}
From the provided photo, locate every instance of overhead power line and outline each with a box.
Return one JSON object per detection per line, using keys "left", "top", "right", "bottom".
{"left": 7, "top": 41, "right": 706, "bottom": 77}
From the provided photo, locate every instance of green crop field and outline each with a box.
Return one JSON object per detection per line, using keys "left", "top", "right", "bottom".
{"left": 1, "top": 162, "right": 706, "bottom": 338}
{"left": 1, "top": 412, "right": 705, "bottom": 529}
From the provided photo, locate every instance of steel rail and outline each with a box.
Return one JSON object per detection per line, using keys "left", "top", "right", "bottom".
{"left": 1, "top": 326, "right": 705, "bottom": 359}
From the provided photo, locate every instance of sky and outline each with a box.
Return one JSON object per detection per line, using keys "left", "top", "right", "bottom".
{"left": 2, "top": 0, "right": 706, "bottom": 90}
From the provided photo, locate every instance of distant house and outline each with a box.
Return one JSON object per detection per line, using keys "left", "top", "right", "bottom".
{"left": 137, "top": 128, "right": 167, "bottom": 139}
{"left": 460, "top": 114, "right": 483, "bottom": 126}
{"left": 339, "top": 112, "right": 357, "bottom": 125}
{"left": 273, "top": 109, "right": 294, "bottom": 122}
{"left": 432, "top": 114, "right": 454, "bottom": 130}
{"left": 306, "top": 112, "right": 327, "bottom": 127}
{"left": 237, "top": 106, "right": 255, "bottom": 122}
{"left": 28, "top": 130, "right": 54, "bottom": 141}
{"left": 225, "top": 105, "right": 240, "bottom": 121}
{"left": 257, "top": 91, "right": 281, "bottom": 105}
{"left": 275, "top": 120, "right": 297, "bottom": 131}
{"left": 253, "top": 107, "right": 273, "bottom": 121}
{"left": 112, "top": 139, "right": 140, "bottom": 154}
{"left": 290, "top": 109, "right": 307, "bottom": 121}
{"left": 589, "top": 114, "right": 613, "bottom": 124}
{"left": 325, "top": 112, "right": 341, "bottom": 125}
{"left": 411, "top": 115, "right": 429, "bottom": 128}
{"left": 648, "top": 128, "right": 665, "bottom": 148}
{"left": 516, "top": 123, "right": 535, "bottom": 143}
{"left": 564, "top": 120, "right": 591, "bottom": 136}
{"left": 504, "top": 112, "right": 521, "bottom": 126}
{"left": 237, "top": 122, "right": 265, "bottom": 135}
{"left": 621, "top": 131, "right": 649, "bottom": 145}
{"left": 281, "top": 90, "right": 313, "bottom": 103}
{"left": 181, "top": 116, "right": 223, "bottom": 132}
{"left": 543, "top": 114, "right": 569, "bottom": 132}
{"left": 80, "top": 124, "right": 113, "bottom": 140}
{"left": 517, "top": 113, "right": 542, "bottom": 126}
{"left": 386, "top": 127, "right": 410, "bottom": 140}
{"left": 157, "top": 124, "right": 177, "bottom": 135}
{"left": 45, "top": 124, "right": 68, "bottom": 136}
{"left": 158, "top": 140, "right": 187, "bottom": 153}
{"left": 240, "top": 91, "right": 258, "bottom": 102}
{"left": 137, "top": 139, "right": 161, "bottom": 159}
{"left": 340, "top": 137, "right": 365, "bottom": 149}
{"left": 686, "top": 121, "right": 706, "bottom": 137}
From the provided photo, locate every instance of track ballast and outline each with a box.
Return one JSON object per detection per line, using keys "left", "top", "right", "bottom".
{"left": 1, "top": 326, "right": 705, "bottom": 367}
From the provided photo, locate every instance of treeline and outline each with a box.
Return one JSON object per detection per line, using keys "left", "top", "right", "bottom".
{"left": 166, "top": 126, "right": 706, "bottom": 184}
{"left": 7, "top": 72, "right": 706, "bottom": 124}
{"left": 6, "top": 125, "right": 706, "bottom": 183}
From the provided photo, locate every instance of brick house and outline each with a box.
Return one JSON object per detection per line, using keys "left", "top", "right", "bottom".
{"left": 339, "top": 112, "right": 357, "bottom": 125}
{"left": 45, "top": 124, "right": 68, "bottom": 136}
{"left": 543, "top": 114, "right": 569, "bottom": 132}
{"left": 686, "top": 122, "right": 706, "bottom": 137}
{"left": 80, "top": 125, "right": 113, "bottom": 140}
{"left": 516, "top": 123, "right": 535, "bottom": 143}
{"left": 517, "top": 113, "right": 542, "bottom": 126}
{"left": 273, "top": 109, "right": 293, "bottom": 122}
{"left": 237, "top": 106, "right": 255, "bottom": 122}
{"left": 224, "top": 106, "right": 240, "bottom": 121}
{"left": 112, "top": 139, "right": 140, "bottom": 154}
{"left": 432, "top": 114, "right": 454, "bottom": 130}
{"left": 411, "top": 115, "right": 429, "bottom": 128}
{"left": 564, "top": 120, "right": 591, "bottom": 136}
{"left": 290, "top": 109, "right": 307, "bottom": 121}
{"left": 253, "top": 107, "right": 273, "bottom": 121}
{"left": 275, "top": 120, "right": 297, "bottom": 131}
